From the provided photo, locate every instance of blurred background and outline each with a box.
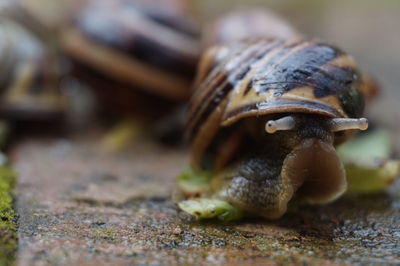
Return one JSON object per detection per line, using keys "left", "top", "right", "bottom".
{"left": 0, "top": 0, "right": 398, "bottom": 148}
{"left": 196, "top": 0, "right": 400, "bottom": 150}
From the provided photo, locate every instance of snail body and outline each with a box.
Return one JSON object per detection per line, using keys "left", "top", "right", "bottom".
{"left": 180, "top": 11, "right": 377, "bottom": 219}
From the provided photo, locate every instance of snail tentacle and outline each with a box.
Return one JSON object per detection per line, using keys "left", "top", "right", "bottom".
{"left": 328, "top": 118, "right": 368, "bottom": 132}
{"left": 265, "top": 116, "right": 296, "bottom": 134}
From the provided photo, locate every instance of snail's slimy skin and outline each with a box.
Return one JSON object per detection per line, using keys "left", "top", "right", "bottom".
{"left": 209, "top": 115, "right": 346, "bottom": 219}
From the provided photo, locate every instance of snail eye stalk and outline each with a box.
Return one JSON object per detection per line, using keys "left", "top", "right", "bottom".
{"left": 328, "top": 118, "right": 368, "bottom": 132}
{"left": 265, "top": 116, "right": 296, "bottom": 134}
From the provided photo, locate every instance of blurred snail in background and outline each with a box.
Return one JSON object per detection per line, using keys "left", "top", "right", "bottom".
{"left": 0, "top": 0, "right": 72, "bottom": 40}
{"left": 1, "top": 0, "right": 201, "bottom": 147}
{"left": 60, "top": 0, "right": 200, "bottom": 118}
{"left": 0, "top": 16, "right": 66, "bottom": 122}
{"left": 178, "top": 9, "right": 380, "bottom": 219}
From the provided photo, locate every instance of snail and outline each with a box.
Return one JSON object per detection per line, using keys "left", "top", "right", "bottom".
{"left": 0, "top": 17, "right": 66, "bottom": 121}
{"left": 177, "top": 10, "right": 379, "bottom": 219}
{"left": 0, "top": 0, "right": 72, "bottom": 41}
{"left": 60, "top": 0, "right": 200, "bottom": 117}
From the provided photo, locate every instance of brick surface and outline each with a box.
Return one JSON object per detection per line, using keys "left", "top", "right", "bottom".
{"left": 12, "top": 131, "right": 400, "bottom": 265}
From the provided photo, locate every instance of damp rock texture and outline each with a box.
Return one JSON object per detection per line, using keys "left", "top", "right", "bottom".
{"left": 11, "top": 132, "right": 400, "bottom": 266}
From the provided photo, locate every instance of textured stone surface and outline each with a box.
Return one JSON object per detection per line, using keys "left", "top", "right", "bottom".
{"left": 11, "top": 131, "right": 400, "bottom": 265}
{"left": 3, "top": 0, "right": 400, "bottom": 265}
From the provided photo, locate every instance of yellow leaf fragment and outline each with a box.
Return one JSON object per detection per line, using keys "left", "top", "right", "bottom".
{"left": 337, "top": 130, "right": 391, "bottom": 164}
{"left": 178, "top": 198, "right": 242, "bottom": 221}
{"left": 176, "top": 168, "right": 211, "bottom": 195}
{"left": 345, "top": 160, "right": 400, "bottom": 195}
{"left": 101, "top": 119, "right": 143, "bottom": 153}
{"left": 338, "top": 130, "right": 400, "bottom": 195}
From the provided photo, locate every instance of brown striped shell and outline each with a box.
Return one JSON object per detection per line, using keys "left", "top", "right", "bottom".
{"left": 60, "top": 0, "right": 200, "bottom": 116}
{"left": 187, "top": 38, "right": 374, "bottom": 170}
{"left": 0, "top": 18, "right": 66, "bottom": 121}
{"left": 177, "top": 9, "right": 380, "bottom": 220}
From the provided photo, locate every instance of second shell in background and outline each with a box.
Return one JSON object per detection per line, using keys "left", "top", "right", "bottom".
{"left": 60, "top": 0, "right": 201, "bottom": 118}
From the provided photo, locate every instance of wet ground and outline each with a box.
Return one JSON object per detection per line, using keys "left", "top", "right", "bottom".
{"left": 11, "top": 130, "right": 400, "bottom": 265}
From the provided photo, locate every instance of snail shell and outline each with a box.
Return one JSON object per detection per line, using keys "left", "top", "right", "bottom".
{"left": 184, "top": 10, "right": 378, "bottom": 219}
{"left": 60, "top": 0, "right": 200, "bottom": 116}
{"left": 0, "top": 0, "right": 74, "bottom": 44}
{"left": 0, "top": 18, "right": 66, "bottom": 121}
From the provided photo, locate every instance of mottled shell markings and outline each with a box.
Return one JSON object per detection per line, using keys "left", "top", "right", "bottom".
{"left": 188, "top": 39, "right": 366, "bottom": 142}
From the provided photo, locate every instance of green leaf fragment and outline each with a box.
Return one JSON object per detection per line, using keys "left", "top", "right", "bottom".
{"left": 178, "top": 198, "right": 243, "bottom": 221}
{"left": 337, "top": 130, "right": 391, "bottom": 163}
{"left": 176, "top": 168, "right": 212, "bottom": 195}
{"left": 337, "top": 130, "right": 400, "bottom": 195}
{"left": 345, "top": 160, "right": 400, "bottom": 195}
{"left": 176, "top": 169, "right": 242, "bottom": 221}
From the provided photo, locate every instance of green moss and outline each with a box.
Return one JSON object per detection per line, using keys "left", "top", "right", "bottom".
{"left": 0, "top": 165, "right": 17, "bottom": 266}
